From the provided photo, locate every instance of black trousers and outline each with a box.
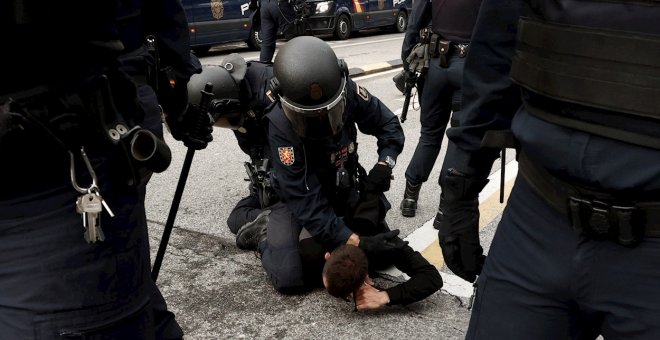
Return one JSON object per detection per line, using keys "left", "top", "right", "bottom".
{"left": 0, "top": 83, "right": 182, "bottom": 339}
{"left": 467, "top": 176, "right": 660, "bottom": 340}
{"left": 259, "top": 0, "right": 296, "bottom": 62}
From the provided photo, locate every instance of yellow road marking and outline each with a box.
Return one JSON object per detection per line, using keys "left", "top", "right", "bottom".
{"left": 421, "top": 177, "right": 516, "bottom": 270}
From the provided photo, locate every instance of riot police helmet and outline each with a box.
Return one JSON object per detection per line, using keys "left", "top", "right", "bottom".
{"left": 187, "top": 63, "right": 244, "bottom": 130}
{"left": 273, "top": 36, "right": 349, "bottom": 139}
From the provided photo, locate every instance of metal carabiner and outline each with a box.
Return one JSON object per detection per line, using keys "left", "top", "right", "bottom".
{"left": 70, "top": 147, "right": 99, "bottom": 194}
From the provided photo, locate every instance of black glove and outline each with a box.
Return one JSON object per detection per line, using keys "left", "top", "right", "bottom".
{"left": 364, "top": 163, "right": 392, "bottom": 193}
{"left": 406, "top": 43, "right": 429, "bottom": 73}
{"left": 359, "top": 230, "right": 408, "bottom": 257}
{"left": 434, "top": 171, "right": 489, "bottom": 283}
{"left": 166, "top": 103, "right": 214, "bottom": 150}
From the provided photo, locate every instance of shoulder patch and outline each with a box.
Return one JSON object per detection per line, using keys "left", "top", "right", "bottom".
{"left": 278, "top": 146, "right": 295, "bottom": 166}
{"left": 357, "top": 84, "right": 370, "bottom": 101}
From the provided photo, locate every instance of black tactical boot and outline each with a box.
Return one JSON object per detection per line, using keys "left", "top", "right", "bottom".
{"left": 400, "top": 181, "right": 422, "bottom": 217}
{"left": 236, "top": 210, "right": 270, "bottom": 250}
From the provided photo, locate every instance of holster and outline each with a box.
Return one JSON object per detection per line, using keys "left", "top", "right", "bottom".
{"left": 429, "top": 37, "right": 451, "bottom": 68}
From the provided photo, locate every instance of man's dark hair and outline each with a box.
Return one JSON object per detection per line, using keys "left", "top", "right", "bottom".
{"left": 323, "top": 245, "right": 368, "bottom": 299}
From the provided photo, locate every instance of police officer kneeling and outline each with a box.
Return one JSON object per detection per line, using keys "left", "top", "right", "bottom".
{"left": 238, "top": 36, "right": 408, "bottom": 294}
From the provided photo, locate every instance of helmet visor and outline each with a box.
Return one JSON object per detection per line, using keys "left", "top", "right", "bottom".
{"left": 280, "top": 77, "right": 347, "bottom": 139}
{"left": 211, "top": 99, "right": 244, "bottom": 130}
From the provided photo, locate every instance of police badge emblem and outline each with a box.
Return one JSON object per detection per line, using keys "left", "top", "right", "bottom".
{"left": 278, "top": 147, "right": 295, "bottom": 166}
{"left": 211, "top": 0, "right": 224, "bottom": 19}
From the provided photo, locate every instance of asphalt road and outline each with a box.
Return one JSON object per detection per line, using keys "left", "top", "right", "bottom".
{"left": 145, "top": 32, "right": 513, "bottom": 339}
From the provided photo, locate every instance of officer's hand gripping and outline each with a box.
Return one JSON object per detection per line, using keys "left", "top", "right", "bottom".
{"left": 166, "top": 84, "right": 214, "bottom": 150}
{"left": 435, "top": 171, "right": 489, "bottom": 283}
{"left": 363, "top": 163, "right": 392, "bottom": 193}
{"left": 359, "top": 230, "right": 408, "bottom": 256}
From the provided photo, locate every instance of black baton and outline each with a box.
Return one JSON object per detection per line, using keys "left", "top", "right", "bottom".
{"left": 152, "top": 83, "right": 215, "bottom": 282}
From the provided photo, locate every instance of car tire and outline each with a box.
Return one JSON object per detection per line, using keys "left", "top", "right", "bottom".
{"left": 395, "top": 10, "right": 408, "bottom": 33}
{"left": 247, "top": 21, "right": 262, "bottom": 51}
{"left": 333, "top": 14, "right": 352, "bottom": 40}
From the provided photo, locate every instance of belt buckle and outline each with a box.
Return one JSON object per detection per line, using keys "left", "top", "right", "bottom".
{"left": 456, "top": 44, "right": 468, "bottom": 58}
{"left": 569, "top": 196, "right": 642, "bottom": 247}
{"left": 569, "top": 197, "right": 610, "bottom": 237}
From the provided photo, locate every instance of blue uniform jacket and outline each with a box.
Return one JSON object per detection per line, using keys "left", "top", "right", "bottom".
{"left": 266, "top": 79, "right": 404, "bottom": 247}
{"left": 446, "top": 0, "right": 660, "bottom": 192}
{"left": 233, "top": 61, "right": 275, "bottom": 158}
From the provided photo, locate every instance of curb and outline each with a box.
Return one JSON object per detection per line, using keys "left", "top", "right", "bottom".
{"left": 348, "top": 59, "right": 403, "bottom": 77}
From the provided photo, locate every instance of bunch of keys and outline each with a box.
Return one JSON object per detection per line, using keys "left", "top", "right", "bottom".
{"left": 70, "top": 148, "right": 115, "bottom": 243}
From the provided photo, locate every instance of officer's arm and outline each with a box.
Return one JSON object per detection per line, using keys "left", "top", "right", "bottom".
{"left": 350, "top": 80, "right": 405, "bottom": 163}
{"left": 444, "top": 0, "right": 524, "bottom": 176}
{"left": 402, "top": 0, "right": 431, "bottom": 66}
{"left": 143, "top": 0, "right": 202, "bottom": 80}
{"left": 268, "top": 122, "right": 354, "bottom": 247}
{"left": 143, "top": 0, "right": 203, "bottom": 118}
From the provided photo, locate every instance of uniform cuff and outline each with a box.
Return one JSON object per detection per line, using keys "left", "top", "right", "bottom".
{"left": 334, "top": 221, "right": 354, "bottom": 247}
{"left": 385, "top": 287, "right": 403, "bottom": 306}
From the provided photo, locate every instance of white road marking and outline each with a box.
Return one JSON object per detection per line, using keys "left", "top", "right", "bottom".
{"left": 329, "top": 37, "right": 404, "bottom": 48}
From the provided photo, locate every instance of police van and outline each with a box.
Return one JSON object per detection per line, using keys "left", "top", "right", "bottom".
{"left": 303, "top": 0, "right": 412, "bottom": 40}
{"left": 182, "top": 0, "right": 262, "bottom": 55}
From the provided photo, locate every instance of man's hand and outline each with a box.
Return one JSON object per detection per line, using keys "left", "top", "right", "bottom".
{"left": 355, "top": 282, "right": 390, "bottom": 310}
{"left": 435, "top": 171, "right": 489, "bottom": 283}
{"left": 165, "top": 103, "right": 214, "bottom": 150}
{"left": 358, "top": 230, "right": 408, "bottom": 256}
{"left": 363, "top": 163, "right": 392, "bottom": 193}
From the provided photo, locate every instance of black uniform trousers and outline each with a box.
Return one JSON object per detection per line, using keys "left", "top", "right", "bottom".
{"left": 404, "top": 54, "right": 465, "bottom": 186}
{"left": 0, "top": 83, "right": 182, "bottom": 339}
{"left": 259, "top": 0, "right": 296, "bottom": 62}
{"left": 468, "top": 169, "right": 660, "bottom": 340}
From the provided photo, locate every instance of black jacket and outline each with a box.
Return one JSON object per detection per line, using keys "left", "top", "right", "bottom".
{"left": 445, "top": 0, "right": 660, "bottom": 190}
{"left": 379, "top": 243, "right": 443, "bottom": 306}
{"left": 266, "top": 79, "right": 404, "bottom": 248}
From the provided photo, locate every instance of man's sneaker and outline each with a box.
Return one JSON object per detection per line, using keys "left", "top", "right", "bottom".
{"left": 236, "top": 210, "right": 270, "bottom": 250}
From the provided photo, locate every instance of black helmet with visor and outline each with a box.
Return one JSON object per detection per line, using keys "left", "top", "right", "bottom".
{"left": 273, "top": 36, "right": 349, "bottom": 139}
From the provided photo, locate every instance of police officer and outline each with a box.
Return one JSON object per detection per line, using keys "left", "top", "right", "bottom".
{"left": 439, "top": 1, "right": 660, "bottom": 338}
{"left": 187, "top": 54, "right": 277, "bottom": 240}
{"left": 0, "top": 1, "right": 210, "bottom": 337}
{"left": 238, "top": 36, "right": 407, "bottom": 294}
{"left": 259, "top": 0, "right": 298, "bottom": 63}
{"left": 398, "top": 0, "right": 483, "bottom": 217}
